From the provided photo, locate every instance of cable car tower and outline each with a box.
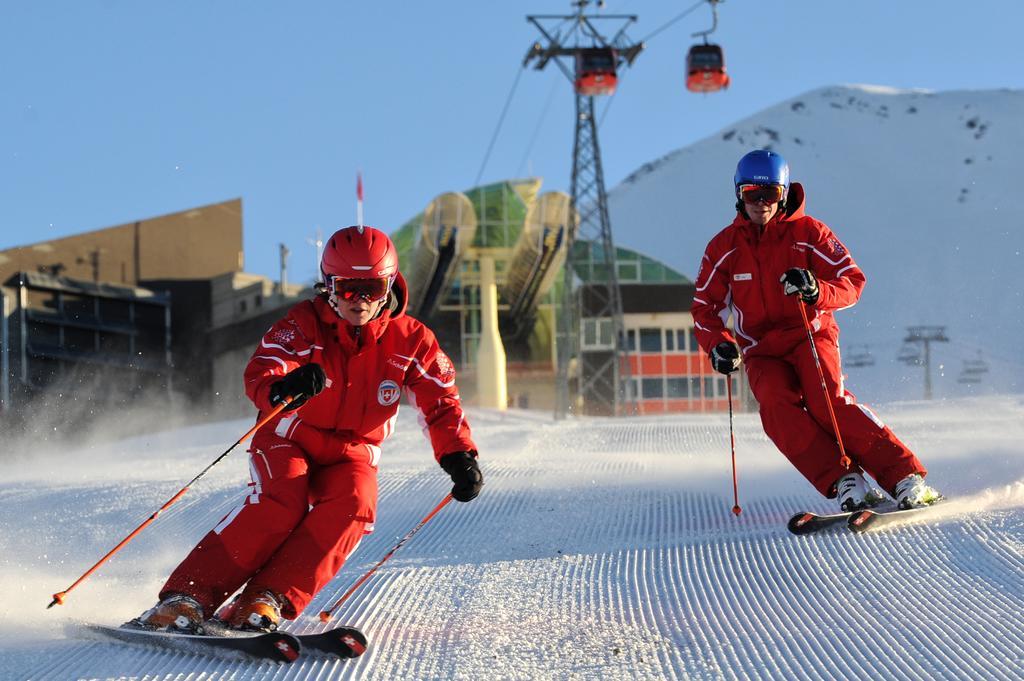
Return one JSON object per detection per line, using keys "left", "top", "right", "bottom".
{"left": 899, "top": 325, "right": 949, "bottom": 400}
{"left": 524, "top": 2, "right": 643, "bottom": 418}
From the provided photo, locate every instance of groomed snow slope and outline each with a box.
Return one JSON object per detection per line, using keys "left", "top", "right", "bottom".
{"left": 3, "top": 398, "right": 1024, "bottom": 680}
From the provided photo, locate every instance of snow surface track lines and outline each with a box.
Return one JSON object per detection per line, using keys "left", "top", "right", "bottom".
{"left": 9, "top": 398, "right": 1024, "bottom": 679}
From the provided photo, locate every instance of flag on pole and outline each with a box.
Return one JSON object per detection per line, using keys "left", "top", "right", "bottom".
{"left": 356, "top": 171, "right": 364, "bottom": 231}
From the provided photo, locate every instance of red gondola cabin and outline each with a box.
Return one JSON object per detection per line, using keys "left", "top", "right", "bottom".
{"left": 686, "top": 43, "right": 730, "bottom": 93}
{"left": 575, "top": 47, "right": 618, "bottom": 96}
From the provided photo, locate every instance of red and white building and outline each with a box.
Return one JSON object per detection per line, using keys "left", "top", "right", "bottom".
{"left": 581, "top": 282, "right": 747, "bottom": 415}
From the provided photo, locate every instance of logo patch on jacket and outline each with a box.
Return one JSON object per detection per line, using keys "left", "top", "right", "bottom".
{"left": 269, "top": 328, "right": 296, "bottom": 344}
{"left": 377, "top": 380, "right": 401, "bottom": 406}
{"left": 733, "top": 273, "right": 752, "bottom": 281}
{"left": 827, "top": 237, "right": 846, "bottom": 256}
{"left": 434, "top": 352, "right": 455, "bottom": 382}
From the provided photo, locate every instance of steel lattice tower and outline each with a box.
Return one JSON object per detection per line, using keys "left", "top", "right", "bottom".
{"left": 562, "top": 94, "right": 631, "bottom": 416}
{"left": 525, "top": 5, "right": 643, "bottom": 417}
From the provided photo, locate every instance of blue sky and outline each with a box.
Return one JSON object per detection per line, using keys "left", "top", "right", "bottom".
{"left": 2, "top": 1, "right": 1021, "bottom": 283}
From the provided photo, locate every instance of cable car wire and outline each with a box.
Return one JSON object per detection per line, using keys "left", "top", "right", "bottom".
{"left": 639, "top": 0, "right": 707, "bottom": 44}
{"left": 517, "top": 74, "right": 562, "bottom": 177}
{"left": 598, "top": 69, "right": 628, "bottom": 128}
{"left": 600, "top": 1, "right": 718, "bottom": 126}
{"left": 481, "top": 1, "right": 719, "bottom": 187}
{"left": 474, "top": 64, "right": 526, "bottom": 187}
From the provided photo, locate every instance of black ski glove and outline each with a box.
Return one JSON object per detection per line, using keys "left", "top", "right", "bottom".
{"left": 710, "top": 341, "right": 741, "bottom": 375}
{"left": 780, "top": 268, "right": 819, "bottom": 304}
{"left": 439, "top": 451, "right": 483, "bottom": 503}
{"left": 269, "top": 363, "right": 327, "bottom": 411}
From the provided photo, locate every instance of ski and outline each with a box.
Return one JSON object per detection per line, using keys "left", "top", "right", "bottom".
{"left": 787, "top": 510, "right": 854, "bottom": 535}
{"left": 847, "top": 502, "right": 945, "bottom": 534}
{"left": 84, "top": 623, "right": 301, "bottom": 663}
{"left": 294, "top": 625, "right": 368, "bottom": 659}
{"left": 788, "top": 500, "right": 901, "bottom": 535}
{"left": 205, "top": 618, "right": 366, "bottom": 659}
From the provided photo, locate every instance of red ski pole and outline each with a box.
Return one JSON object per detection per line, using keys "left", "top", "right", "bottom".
{"left": 726, "top": 376, "right": 742, "bottom": 516}
{"left": 48, "top": 399, "right": 293, "bottom": 609}
{"left": 797, "top": 303, "right": 852, "bottom": 469}
{"left": 319, "top": 493, "right": 453, "bottom": 623}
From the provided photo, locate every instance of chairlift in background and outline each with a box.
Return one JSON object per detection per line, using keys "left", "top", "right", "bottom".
{"left": 957, "top": 351, "right": 990, "bottom": 384}
{"left": 686, "top": 1, "right": 730, "bottom": 93}
{"left": 897, "top": 342, "right": 922, "bottom": 366}
{"left": 845, "top": 344, "right": 876, "bottom": 368}
{"left": 574, "top": 47, "right": 619, "bottom": 96}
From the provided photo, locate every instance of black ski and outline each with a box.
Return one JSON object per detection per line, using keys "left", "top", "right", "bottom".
{"left": 84, "top": 623, "right": 301, "bottom": 663}
{"left": 847, "top": 502, "right": 945, "bottom": 533}
{"left": 294, "top": 625, "right": 368, "bottom": 658}
{"left": 787, "top": 510, "right": 854, "bottom": 535}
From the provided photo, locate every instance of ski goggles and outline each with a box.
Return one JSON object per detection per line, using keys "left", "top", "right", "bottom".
{"left": 738, "top": 183, "right": 785, "bottom": 204}
{"left": 329, "top": 276, "right": 392, "bottom": 303}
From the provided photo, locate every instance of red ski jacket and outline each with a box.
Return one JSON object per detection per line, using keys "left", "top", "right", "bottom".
{"left": 244, "top": 273, "right": 476, "bottom": 465}
{"left": 691, "top": 183, "right": 866, "bottom": 359}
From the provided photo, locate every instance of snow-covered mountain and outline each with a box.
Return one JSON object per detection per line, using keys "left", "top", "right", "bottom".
{"left": 4, "top": 400, "right": 1024, "bottom": 679}
{"left": 608, "top": 85, "right": 1024, "bottom": 401}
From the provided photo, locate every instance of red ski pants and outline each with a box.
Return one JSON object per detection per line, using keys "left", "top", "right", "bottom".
{"left": 744, "top": 328, "right": 925, "bottom": 497}
{"left": 161, "top": 430, "right": 378, "bottom": 619}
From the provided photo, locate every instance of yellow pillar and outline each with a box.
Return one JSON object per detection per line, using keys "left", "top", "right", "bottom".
{"left": 476, "top": 257, "right": 508, "bottom": 410}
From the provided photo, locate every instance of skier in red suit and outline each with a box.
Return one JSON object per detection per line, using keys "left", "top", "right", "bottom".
{"left": 691, "top": 150, "right": 941, "bottom": 512}
{"left": 135, "top": 225, "right": 482, "bottom": 633}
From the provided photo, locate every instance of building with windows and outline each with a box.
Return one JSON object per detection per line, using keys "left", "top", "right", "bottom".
{"left": 620, "top": 284, "right": 742, "bottom": 414}
{"left": 393, "top": 178, "right": 747, "bottom": 414}
{"left": 0, "top": 199, "right": 306, "bottom": 429}
{"left": 1, "top": 271, "right": 172, "bottom": 430}
{"left": 1, "top": 188, "right": 747, "bottom": 424}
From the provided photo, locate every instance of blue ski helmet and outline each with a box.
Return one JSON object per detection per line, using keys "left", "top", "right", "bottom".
{"left": 734, "top": 150, "right": 790, "bottom": 200}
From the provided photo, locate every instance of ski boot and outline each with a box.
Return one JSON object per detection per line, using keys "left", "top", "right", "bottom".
{"left": 894, "top": 473, "right": 943, "bottom": 510}
{"left": 217, "top": 589, "right": 283, "bottom": 632}
{"left": 836, "top": 472, "right": 886, "bottom": 512}
{"left": 130, "top": 593, "right": 205, "bottom": 633}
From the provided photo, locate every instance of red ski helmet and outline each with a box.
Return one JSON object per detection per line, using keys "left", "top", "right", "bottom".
{"left": 320, "top": 226, "right": 399, "bottom": 317}
{"left": 321, "top": 226, "right": 399, "bottom": 282}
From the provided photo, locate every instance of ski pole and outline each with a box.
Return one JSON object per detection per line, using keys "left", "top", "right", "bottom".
{"left": 726, "top": 376, "right": 742, "bottom": 516}
{"left": 319, "top": 493, "right": 453, "bottom": 623}
{"left": 48, "top": 399, "right": 294, "bottom": 609}
{"left": 797, "top": 303, "right": 852, "bottom": 469}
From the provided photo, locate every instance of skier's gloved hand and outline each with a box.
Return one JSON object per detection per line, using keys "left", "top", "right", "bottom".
{"left": 710, "top": 341, "right": 741, "bottom": 375}
{"left": 440, "top": 451, "right": 483, "bottom": 502}
{"left": 269, "top": 363, "right": 327, "bottom": 411}
{"left": 780, "top": 268, "right": 819, "bottom": 304}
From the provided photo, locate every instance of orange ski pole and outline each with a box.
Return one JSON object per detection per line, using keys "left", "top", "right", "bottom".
{"left": 48, "top": 399, "right": 293, "bottom": 609}
{"left": 797, "top": 303, "right": 852, "bottom": 469}
{"left": 320, "top": 493, "right": 453, "bottom": 623}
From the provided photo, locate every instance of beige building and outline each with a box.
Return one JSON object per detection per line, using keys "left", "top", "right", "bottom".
{"left": 1, "top": 199, "right": 305, "bottom": 430}
{"left": 0, "top": 199, "right": 244, "bottom": 287}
